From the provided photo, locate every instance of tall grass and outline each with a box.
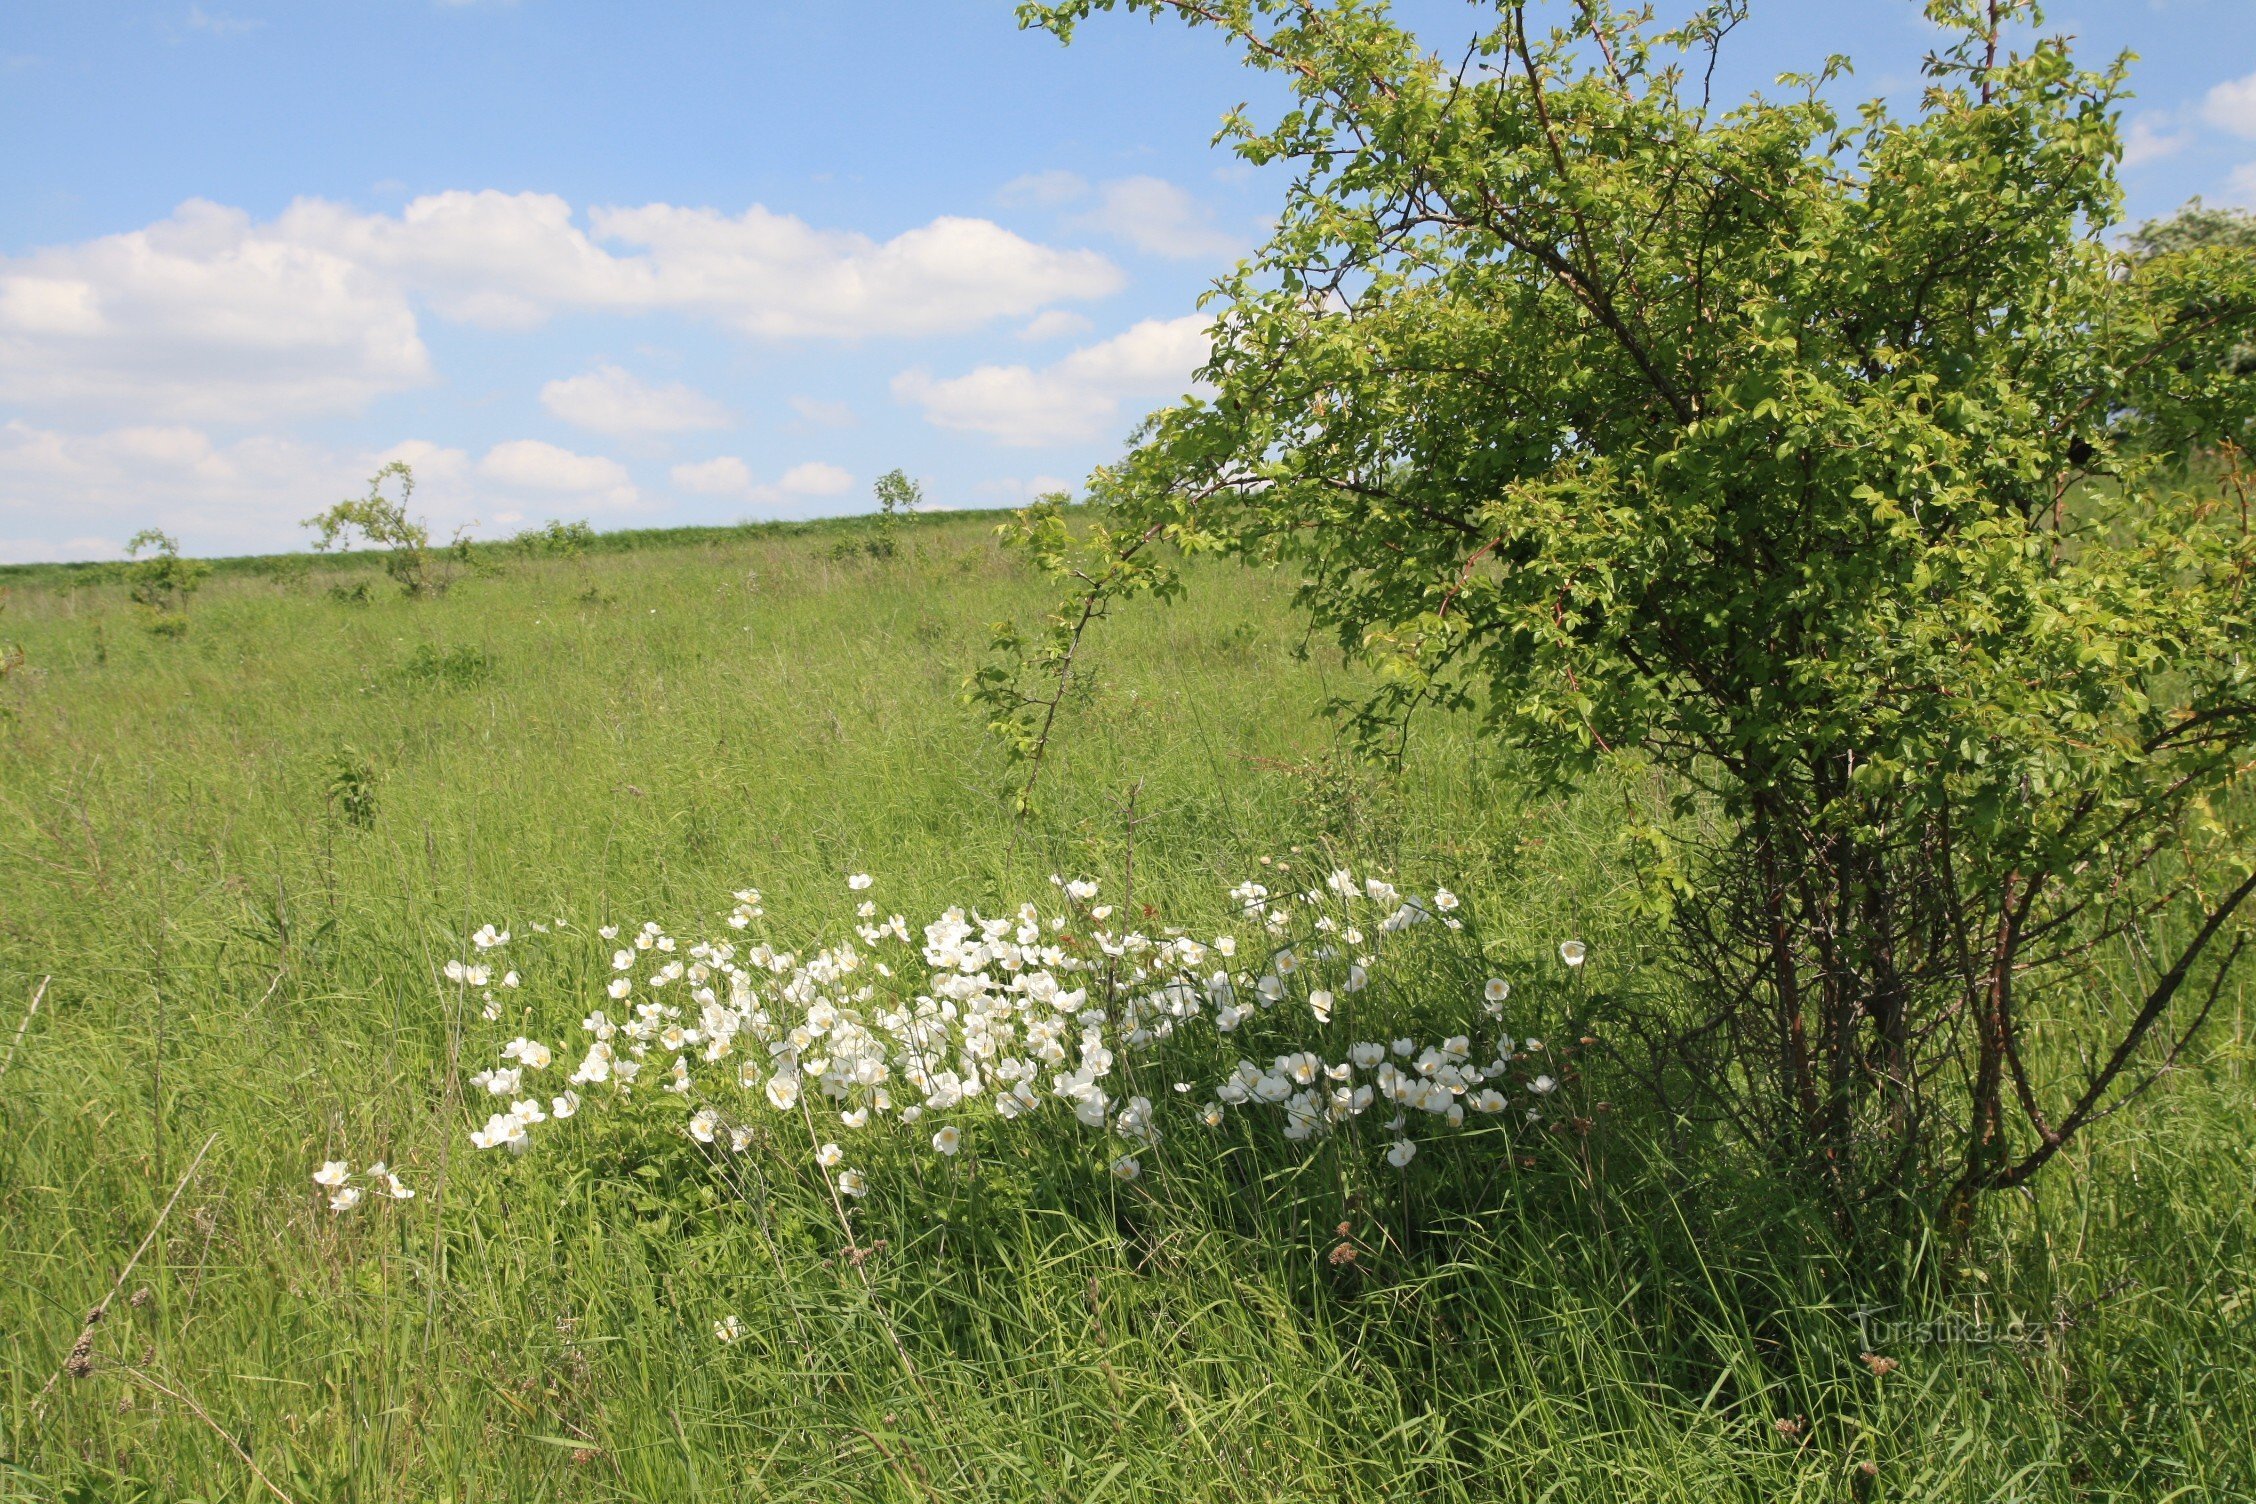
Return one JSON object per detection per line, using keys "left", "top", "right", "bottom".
{"left": 1, "top": 516, "right": 2249, "bottom": 1501}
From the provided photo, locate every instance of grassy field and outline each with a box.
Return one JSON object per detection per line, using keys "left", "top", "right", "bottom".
{"left": 1, "top": 513, "right": 2252, "bottom": 1502}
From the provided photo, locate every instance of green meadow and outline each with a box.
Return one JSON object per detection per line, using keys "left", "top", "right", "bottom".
{"left": 1, "top": 513, "right": 2251, "bottom": 1502}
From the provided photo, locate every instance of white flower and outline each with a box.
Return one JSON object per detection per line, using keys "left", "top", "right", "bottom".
{"left": 1111, "top": 1155, "right": 1141, "bottom": 1181}
{"left": 1434, "top": 887, "right": 1459, "bottom": 912}
{"left": 1385, "top": 1140, "right": 1416, "bottom": 1168}
{"left": 1309, "top": 988, "right": 1334, "bottom": 1024}
{"left": 715, "top": 1314, "right": 742, "bottom": 1343}
{"left": 470, "top": 1112, "right": 528, "bottom": 1151}
{"left": 328, "top": 1186, "right": 364, "bottom": 1212}
{"left": 551, "top": 1091, "right": 580, "bottom": 1119}
{"left": 765, "top": 1073, "right": 801, "bottom": 1111}
{"left": 689, "top": 1108, "right": 720, "bottom": 1143}
{"left": 472, "top": 923, "right": 509, "bottom": 950}
{"left": 313, "top": 1160, "right": 350, "bottom": 1189}
{"left": 380, "top": 1170, "right": 414, "bottom": 1201}
{"left": 612, "top": 949, "right": 635, "bottom": 971}
{"left": 847, "top": 873, "right": 873, "bottom": 891}
{"left": 607, "top": 977, "right": 632, "bottom": 1000}
{"left": 932, "top": 1125, "right": 961, "bottom": 1156}
{"left": 1484, "top": 978, "right": 1511, "bottom": 1006}
{"left": 1559, "top": 940, "right": 1587, "bottom": 968}
{"left": 598, "top": 925, "right": 619, "bottom": 940}
{"left": 472, "top": 1066, "right": 521, "bottom": 1097}
{"left": 817, "top": 1142, "right": 844, "bottom": 1168}
{"left": 501, "top": 970, "right": 521, "bottom": 989}
{"left": 1530, "top": 1074, "right": 1558, "bottom": 1095}
{"left": 837, "top": 1169, "right": 869, "bottom": 1198}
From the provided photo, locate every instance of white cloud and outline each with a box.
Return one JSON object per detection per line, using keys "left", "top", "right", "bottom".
{"left": 667, "top": 455, "right": 853, "bottom": 505}
{"left": 2203, "top": 70, "right": 2256, "bottom": 138}
{"left": 540, "top": 363, "right": 733, "bottom": 437}
{"left": 0, "top": 199, "right": 430, "bottom": 423}
{"left": 776, "top": 460, "right": 852, "bottom": 496}
{"left": 2224, "top": 162, "right": 2256, "bottom": 206}
{"left": 0, "top": 190, "right": 1123, "bottom": 425}
{"left": 974, "top": 473, "right": 1078, "bottom": 504}
{"left": 893, "top": 314, "right": 1210, "bottom": 447}
{"left": 671, "top": 456, "right": 753, "bottom": 496}
{"left": 997, "top": 170, "right": 1089, "bottom": 208}
{"left": 2122, "top": 115, "right": 2192, "bottom": 169}
{"left": 788, "top": 396, "right": 856, "bottom": 428}
{"left": 1019, "top": 309, "right": 1094, "bottom": 341}
{"left": 185, "top": 6, "right": 263, "bottom": 34}
{"left": 478, "top": 439, "right": 637, "bottom": 508}
{"left": 1070, "top": 177, "right": 1243, "bottom": 261}
{"left": 0, "top": 418, "right": 475, "bottom": 560}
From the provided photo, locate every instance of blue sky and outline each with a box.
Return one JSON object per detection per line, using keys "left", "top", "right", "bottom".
{"left": 2, "top": 0, "right": 2253, "bottom": 562}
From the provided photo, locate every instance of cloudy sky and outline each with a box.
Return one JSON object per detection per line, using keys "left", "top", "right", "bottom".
{"left": 3, "top": 0, "right": 2253, "bottom": 562}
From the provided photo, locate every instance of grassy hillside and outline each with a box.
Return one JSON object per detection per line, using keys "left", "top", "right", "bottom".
{"left": 1, "top": 516, "right": 2251, "bottom": 1502}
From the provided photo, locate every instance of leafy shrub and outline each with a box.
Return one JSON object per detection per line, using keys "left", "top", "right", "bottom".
{"left": 325, "top": 746, "right": 378, "bottom": 830}
{"left": 833, "top": 469, "right": 924, "bottom": 560}
{"left": 123, "top": 528, "right": 206, "bottom": 635}
{"left": 305, "top": 462, "right": 455, "bottom": 598}
{"left": 999, "top": 0, "right": 2256, "bottom": 1232}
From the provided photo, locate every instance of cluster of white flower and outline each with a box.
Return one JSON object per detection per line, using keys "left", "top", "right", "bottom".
{"left": 311, "top": 1157, "right": 414, "bottom": 1212}
{"left": 444, "top": 868, "right": 1591, "bottom": 1206}
{"left": 445, "top": 951, "right": 522, "bottom": 1022}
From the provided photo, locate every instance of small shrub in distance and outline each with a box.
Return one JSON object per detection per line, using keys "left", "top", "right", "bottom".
{"left": 123, "top": 528, "right": 207, "bottom": 636}
{"left": 305, "top": 462, "right": 455, "bottom": 598}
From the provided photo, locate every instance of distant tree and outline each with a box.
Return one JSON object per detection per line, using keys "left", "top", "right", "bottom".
{"left": 305, "top": 463, "right": 444, "bottom": 597}
{"left": 872, "top": 468, "right": 923, "bottom": 558}
{"left": 2128, "top": 200, "right": 2256, "bottom": 381}
{"left": 2127, "top": 198, "right": 2256, "bottom": 259}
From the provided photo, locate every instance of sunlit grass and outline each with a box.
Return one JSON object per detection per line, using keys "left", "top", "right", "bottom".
{"left": 1, "top": 514, "right": 2249, "bottom": 1501}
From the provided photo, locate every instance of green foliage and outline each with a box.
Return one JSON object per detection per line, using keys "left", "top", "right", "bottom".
{"left": 1006, "top": 0, "right": 2256, "bottom": 1226}
{"left": 304, "top": 462, "right": 445, "bottom": 597}
{"left": 837, "top": 467, "right": 926, "bottom": 560}
{"left": 396, "top": 642, "right": 498, "bottom": 690}
{"left": 122, "top": 528, "right": 207, "bottom": 635}
{"left": 512, "top": 517, "right": 599, "bottom": 559}
{"left": 2128, "top": 197, "right": 2256, "bottom": 259}
{"left": 514, "top": 518, "right": 614, "bottom": 602}
{"left": 324, "top": 745, "right": 378, "bottom": 829}
{"left": 2128, "top": 200, "right": 2256, "bottom": 380}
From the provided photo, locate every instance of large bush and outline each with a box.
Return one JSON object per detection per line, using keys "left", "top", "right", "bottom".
{"left": 990, "top": 0, "right": 2256, "bottom": 1229}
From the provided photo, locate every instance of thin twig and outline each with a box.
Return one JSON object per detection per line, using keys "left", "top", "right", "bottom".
{"left": 0, "top": 974, "right": 48, "bottom": 1081}
{"left": 113, "top": 1360, "right": 300, "bottom": 1504}
{"left": 37, "top": 1130, "right": 218, "bottom": 1405}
